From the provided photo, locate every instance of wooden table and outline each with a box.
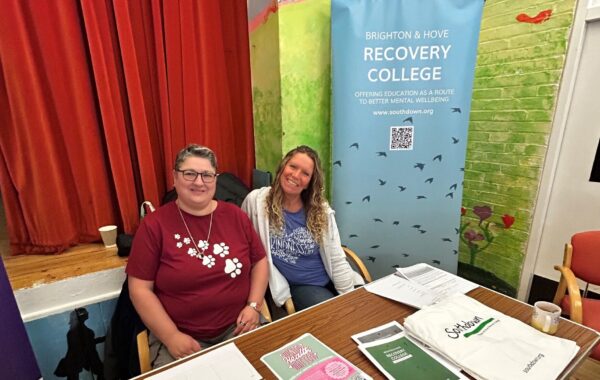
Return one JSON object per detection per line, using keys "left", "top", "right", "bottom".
{"left": 141, "top": 286, "right": 600, "bottom": 379}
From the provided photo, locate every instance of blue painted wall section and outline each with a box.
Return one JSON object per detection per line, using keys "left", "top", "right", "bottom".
{"left": 26, "top": 298, "right": 116, "bottom": 380}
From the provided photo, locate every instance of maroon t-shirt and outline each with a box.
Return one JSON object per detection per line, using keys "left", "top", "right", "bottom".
{"left": 126, "top": 201, "right": 266, "bottom": 339}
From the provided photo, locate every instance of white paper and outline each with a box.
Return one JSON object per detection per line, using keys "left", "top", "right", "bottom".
{"left": 364, "top": 274, "right": 439, "bottom": 309}
{"left": 351, "top": 320, "right": 404, "bottom": 345}
{"left": 396, "top": 263, "right": 477, "bottom": 298}
{"left": 365, "top": 264, "right": 477, "bottom": 309}
{"left": 146, "top": 342, "right": 262, "bottom": 380}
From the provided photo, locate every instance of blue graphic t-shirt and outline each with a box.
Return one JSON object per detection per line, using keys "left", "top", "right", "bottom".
{"left": 270, "top": 209, "right": 330, "bottom": 286}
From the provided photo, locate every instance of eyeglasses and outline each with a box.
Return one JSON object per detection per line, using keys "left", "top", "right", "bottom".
{"left": 176, "top": 169, "right": 218, "bottom": 183}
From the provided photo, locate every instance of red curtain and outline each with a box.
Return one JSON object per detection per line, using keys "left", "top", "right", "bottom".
{"left": 0, "top": 0, "right": 255, "bottom": 255}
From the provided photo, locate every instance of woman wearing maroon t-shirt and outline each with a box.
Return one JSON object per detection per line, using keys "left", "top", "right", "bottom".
{"left": 126, "top": 144, "right": 268, "bottom": 368}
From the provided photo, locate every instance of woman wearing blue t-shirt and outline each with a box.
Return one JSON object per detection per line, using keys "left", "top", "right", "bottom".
{"left": 242, "top": 146, "right": 364, "bottom": 311}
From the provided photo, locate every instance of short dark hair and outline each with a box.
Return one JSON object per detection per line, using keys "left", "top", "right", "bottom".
{"left": 174, "top": 144, "right": 217, "bottom": 170}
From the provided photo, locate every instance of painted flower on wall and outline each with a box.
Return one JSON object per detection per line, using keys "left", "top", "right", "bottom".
{"left": 473, "top": 205, "right": 492, "bottom": 222}
{"left": 502, "top": 214, "right": 515, "bottom": 229}
{"left": 460, "top": 205, "right": 515, "bottom": 266}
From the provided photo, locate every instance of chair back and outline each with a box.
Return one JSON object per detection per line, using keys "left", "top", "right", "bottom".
{"left": 282, "top": 246, "right": 372, "bottom": 316}
{"left": 342, "top": 246, "right": 372, "bottom": 283}
{"left": 252, "top": 169, "right": 272, "bottom": 189}
{"left": 571, "top": 231, "right": 600, "bottom": 285}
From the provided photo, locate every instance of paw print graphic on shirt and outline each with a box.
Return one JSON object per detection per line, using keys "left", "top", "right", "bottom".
{"left": 198, "top": 240, "right": 209, "bottom": 251}
{"left": 213, "top": 242, "right": 230, "bottom": 258}
{"left": 183, "top": 237, "right": 191, "bottom": 245}
{"left": 174, "top": 234, "right": 183, "bottom": 248}
{"left": 224, "top": 258, "right": 242, "bottom": 278}
{"left": 202, "top": 255, "right": 216, "bottom": 268}
{"left": 187, "top": 247, "right": 198, "bottom": 258}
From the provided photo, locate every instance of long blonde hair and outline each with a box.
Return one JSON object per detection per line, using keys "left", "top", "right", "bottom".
{"left": 266, "top": 146, "right": 328, "bottom": 242}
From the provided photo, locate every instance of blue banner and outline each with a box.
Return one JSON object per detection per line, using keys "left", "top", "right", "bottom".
{"left": 331, "top": 0, "right": 483, "bottom": 278}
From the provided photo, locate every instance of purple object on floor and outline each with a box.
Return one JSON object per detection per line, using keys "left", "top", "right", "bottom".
{"left": 0, "top": 259, "right": 41, "bottom": 379}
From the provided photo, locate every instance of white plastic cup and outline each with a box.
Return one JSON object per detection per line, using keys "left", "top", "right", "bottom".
{"left": 98, "top": 225, "right": 118, "bottom": 248}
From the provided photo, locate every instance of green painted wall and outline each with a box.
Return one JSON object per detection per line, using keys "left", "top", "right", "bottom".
{"left": 249, "top": 0, "right": 332, "bottom": 190}
{"left": 458, "top": 0, "right": 576, "bottom": 296}
{"left": 280, "top": 0, "right": 331, "bottom": 188}
{"left": 249, "top": 4, "right": 283, "bottom": 176}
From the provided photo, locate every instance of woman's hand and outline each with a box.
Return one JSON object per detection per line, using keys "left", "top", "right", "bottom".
{"left": 234, "top": 305, "right": 260, "bottom": 335}
{"left": 163, "top": 331, "right": 202, "bottom": 360}
{"left": 129, "top": 276, "right": 200, "bottom": 360}
{"left": 236, "top": 257, "right": 268, "bottom": 336}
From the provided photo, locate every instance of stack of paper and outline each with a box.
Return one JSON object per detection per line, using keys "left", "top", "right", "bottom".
{"left": 364, "top": 263, "right": 477, "bottom": 309}
{"left": 146, "top": 342, "right": 261, "bottom": 380}
{"left": 352, "top": 321, "right": 466, "bottom": 380}
{"left": 404, "top": 294, "right": 579, "bottom": 380}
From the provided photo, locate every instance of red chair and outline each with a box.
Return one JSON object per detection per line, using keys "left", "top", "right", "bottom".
{"left": 553, "top": 231, "right": 600, "bottom": 361}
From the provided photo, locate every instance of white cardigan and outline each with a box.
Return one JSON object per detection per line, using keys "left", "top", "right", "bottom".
{"left": 241, "top": 187, "right": 364, "bottom": 306}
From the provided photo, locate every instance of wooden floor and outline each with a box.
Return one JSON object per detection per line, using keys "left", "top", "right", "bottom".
{"left": 1, "top": 244, "right": 598, "bottom": 379}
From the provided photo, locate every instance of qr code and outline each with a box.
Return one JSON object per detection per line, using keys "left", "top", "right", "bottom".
{"left": 390, "top": 126, "right": 414, "bottom": 150}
